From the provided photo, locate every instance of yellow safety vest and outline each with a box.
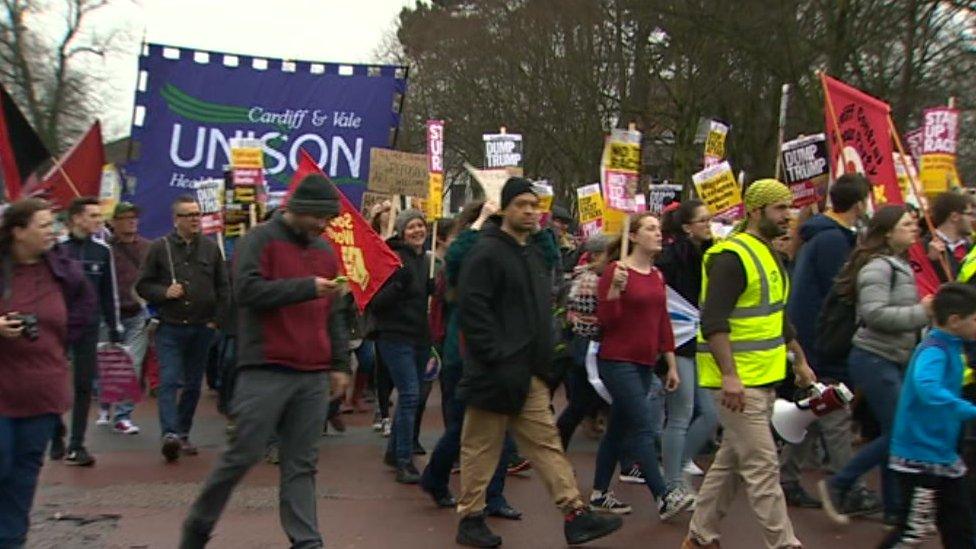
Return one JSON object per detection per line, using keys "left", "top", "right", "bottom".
{"left": 958, "top": 245, "right": 976, "bottom": 284}
{"left": 696, "top": 232, "right": 789, "bottom": 388}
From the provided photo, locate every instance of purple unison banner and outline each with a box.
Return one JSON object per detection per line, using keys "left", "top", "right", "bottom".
{"left": 126, "top": 43, "right": 407, "bottom": 237}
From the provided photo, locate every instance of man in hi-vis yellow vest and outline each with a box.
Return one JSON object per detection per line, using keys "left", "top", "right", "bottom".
{"left": 683, "top": 179, "right": 816, "bottom": 549}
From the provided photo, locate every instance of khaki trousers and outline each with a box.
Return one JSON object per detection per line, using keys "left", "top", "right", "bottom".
{"left": 688, "top": 387, "right": 801, "bottom": 549}
{"left": 457, "top": 376, "right": 584, "bottom": 517}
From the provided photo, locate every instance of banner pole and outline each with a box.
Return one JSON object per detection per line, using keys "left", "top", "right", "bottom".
{"left": 889, "top": 115, "right": 952, "bottom": 280}
{"left": 48, "top": 154, "right": 83, "bottom": 198}
{"left": 428, "top": 219, "right": 438, "bottom": 280}
{"left": 774, "top": 84, "right": 790, "bottom": 180}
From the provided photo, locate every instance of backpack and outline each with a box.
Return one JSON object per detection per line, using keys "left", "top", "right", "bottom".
{"left": 816, "top": 257, "right": 897, "bottom": 361}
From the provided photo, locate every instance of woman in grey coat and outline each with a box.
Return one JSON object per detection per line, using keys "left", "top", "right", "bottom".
{"left": 817, "top": 205, "right": 934, "bottom": 527}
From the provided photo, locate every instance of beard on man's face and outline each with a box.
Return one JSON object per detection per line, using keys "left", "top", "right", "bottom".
{"left": 758, "top": 215, "right": 786, "bottom": 240}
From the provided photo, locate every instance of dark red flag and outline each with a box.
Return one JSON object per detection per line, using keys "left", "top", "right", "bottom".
{"left": 0, "top": 83, "right": 51, "bottom": 200}
{"left": 289, "top": 149, "right": 401, "bottom": 310}
{"left": 24, "top": 121, "right": 105, "bottom": 209}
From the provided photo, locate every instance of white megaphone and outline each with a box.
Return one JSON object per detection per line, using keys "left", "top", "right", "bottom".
{"left": 771, "top": 382, "right": 854, "bottom": 444}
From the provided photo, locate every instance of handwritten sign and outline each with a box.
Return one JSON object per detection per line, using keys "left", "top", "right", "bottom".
{"left": 464, "top": 163, "right": 522, "bottom": 205}
{"left": 368, "top": 148, "right": 429, "bottom": 197}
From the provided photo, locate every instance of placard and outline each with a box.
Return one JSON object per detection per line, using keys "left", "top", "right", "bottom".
{"left": 368, "top": 148, "right": 429, "bottom": 197}
{"left": 919, "top": 107, "right": 960, "bottom": 194}
{"left": 483, "top": 133, "right": 523, "bottom": 168}
{"left": 577, "top": 183, "right": 604, "bottom": 238}
{"left": 692, "top": 161, "right": 743, "bottom": 219}
{"left": 603, "top": 170, "right": 640, "bottom": 212}
{"left": 195, "top": 178, "right": 224, "bottom": 234}
{"left": 647, "top": 184, "right": 682, "bottom": 215}
{"left": 97, "top": 345, "right": 142, "bottom": 405}
{"left": 703, "top": 120, "right": 729, "bottom": 167}
{"left": 781, "top": 134, "right": 829, "bottom": 208}
{"left": 464, "top": 163, "right": 522, "bottom": 205}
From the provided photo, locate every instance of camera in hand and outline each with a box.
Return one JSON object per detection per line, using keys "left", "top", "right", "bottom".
{"left": 10, "top": 313, "right": 39, "bottom": 341}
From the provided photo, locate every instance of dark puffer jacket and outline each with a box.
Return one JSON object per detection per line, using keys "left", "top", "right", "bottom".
{"left": 368, "top": 238, "right": 431, "bottom": 346}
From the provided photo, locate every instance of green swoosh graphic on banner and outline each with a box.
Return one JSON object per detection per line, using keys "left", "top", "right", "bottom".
{"left": 161, "top": 84, "right": 251, "bottom": 123}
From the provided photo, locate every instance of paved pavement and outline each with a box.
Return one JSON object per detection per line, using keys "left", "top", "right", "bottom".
{"left": 29, "top": 388, "right": 939, "bottom": 548}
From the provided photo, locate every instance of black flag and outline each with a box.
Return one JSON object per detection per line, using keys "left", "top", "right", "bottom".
{"left": 0, "top": 83, "right": 51, "bottom": 200}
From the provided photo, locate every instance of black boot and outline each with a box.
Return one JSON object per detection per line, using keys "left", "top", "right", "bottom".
{"left": 564, "top": 507, "right": 622, "bottom": 545}
{"left": 782, "top": 482, "right": 822, "bottom": 508}
{"left": 396, "top": 462, "right": 421, "bottom": 484}
{"left": 456, "top": 512, "right": 502, "bottom": 548}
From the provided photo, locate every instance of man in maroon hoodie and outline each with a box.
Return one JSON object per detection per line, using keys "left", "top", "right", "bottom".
{"left": 180, "top": 174, "right": 351, "bottom": 549}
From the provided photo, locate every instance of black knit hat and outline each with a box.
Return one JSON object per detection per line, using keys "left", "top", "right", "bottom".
{"left": 288, "top": 174, "right": 340, "bottom": 216}
{"left": 551, "top": 204, "right": 572, "bottom": 223}
{"left": 500, "top": 177, "right": 536, "bottom": 210}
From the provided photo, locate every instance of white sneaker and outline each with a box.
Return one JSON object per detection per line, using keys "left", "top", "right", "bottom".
{"left": 683, "top": 461, "right": 704, "bottom": 476}
{"left": 381, "top": 418, "right": 392, "bottom": 438}
{"left": 113, "top": 419, "right": 140, "bottom": 435}
{"left": 96, "top": 410, "right": 111, "bottom": 426}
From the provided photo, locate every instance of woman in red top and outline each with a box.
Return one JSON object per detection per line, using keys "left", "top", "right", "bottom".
{"left": 589, "top": 212, "right": 694, "bottom": 521}
{"left": 0, "top": 198, "right": 94, "bottom": 547}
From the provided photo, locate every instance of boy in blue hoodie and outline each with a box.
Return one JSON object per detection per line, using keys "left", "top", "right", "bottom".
{"left": 881, "top": 282, "right": 976, "bottom": 548}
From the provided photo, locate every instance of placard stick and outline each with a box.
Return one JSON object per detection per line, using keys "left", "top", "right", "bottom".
{"left": 385, "top": 195, "right": 399, "bottom": 238}
{"left": 888, "top": 115, "right": 953, "bottom": 280}
{"left": 774, "top": 84, "right": 790, "bottom": 180}
{"left": 428, "top": 219, "right": 438, "bottom": 279}
{"left": 620, "top": 214, "right": 631, "bottom": 260}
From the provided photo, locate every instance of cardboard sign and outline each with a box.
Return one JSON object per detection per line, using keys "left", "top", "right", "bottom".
{"left": 647, "top": 184, "right": 682, "bottom": 215}
{"left": 692, "top": 161, "right": 743, "bottom": 219}
{"left": 360, "top": 191, "right": 390, "bottom": 218}
{"left": 368, "top": 148, "right": 429, "bottom": 197}
{"left": 577, "top": 183, "right": 605, "bottom": 238}
{"left": 483, "top": 133, "right": 523, "bottom": 168}
{"left": 781, "top": 134, "right": 829, "bottom": 208}
{"left": 464, "top": 163, "right": 522, "bottom": 205}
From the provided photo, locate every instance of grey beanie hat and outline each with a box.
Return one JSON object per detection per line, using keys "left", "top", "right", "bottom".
{"left": 394, "top": 208, "right": 426, "bottom": 236}
{"left": 288, "top": 174, "right": 340, "bottom": 216}
{"left": 582, "top": 234, "right": 610, "bottom": 253}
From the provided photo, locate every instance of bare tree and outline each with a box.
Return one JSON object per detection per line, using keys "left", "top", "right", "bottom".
{"left": 0, "top": 0, "right": 122, "bottom": 152}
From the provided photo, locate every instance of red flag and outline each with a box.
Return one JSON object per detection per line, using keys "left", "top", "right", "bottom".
{"left": 0, "top": 83, "right": 51, "bottom": 200}
{"left": 24, "top": 121, "right": 105, "bottom": 209}
{"left": 289, "top": 149, "right": 401, "bottom": 310}
{"left": 822, "top": 74, "right": 901, "bottom": 206}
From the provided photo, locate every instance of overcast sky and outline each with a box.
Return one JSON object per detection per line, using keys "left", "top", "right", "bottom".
{"left": 81, "top": 0, "right": 416, "bottom": 140}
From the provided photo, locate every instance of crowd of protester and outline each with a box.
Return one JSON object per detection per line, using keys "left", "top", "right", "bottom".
{"left": 3, "top": 173, "right": 976, "bottom": 548}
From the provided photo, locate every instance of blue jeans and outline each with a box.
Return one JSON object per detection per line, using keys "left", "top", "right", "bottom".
{"left": 101, "top": 309, "right": 150, "bottom": 421}
{"left": 353, "top": 340, "right": 375, "bottom": 377}
{"left": 421, "top": 364, "right": 512, "bottom": 511}
{"left": 663, "top": 355, "right": 719, "bottom": 488}
{"left": 832, "top": 346, "right": 904, "bottom": 515}
{"left": 0, "top": 413, "right": 58, "bottom": 547}
{"left": 377, "top": 340, "right": 428, "bottom": 467}
{"left": 595, "top": 360, "right": 667, "bottom": 498}
{"left": 155, "top": 323, "right": 214, "bottom": 438}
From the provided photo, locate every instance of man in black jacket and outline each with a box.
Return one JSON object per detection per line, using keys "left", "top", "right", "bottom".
{"left": 137, "top": 195, "right": 230, "bottom": 462}
{"left": 454, "top": 178, "right": 621, "bottom": 548}
{"left": 55, "top": 197, "right": 123, "bottom": 467}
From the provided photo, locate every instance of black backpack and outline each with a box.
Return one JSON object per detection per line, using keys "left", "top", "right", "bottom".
{"left": 816, "top": 258, "right": 897, "bottom": 361}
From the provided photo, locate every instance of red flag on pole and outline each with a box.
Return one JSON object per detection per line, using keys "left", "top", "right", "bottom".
{"left": 821, "top": 74, "right": 942, "bottom": 295}
{"left": 0, "top": 83, "right": 51, "bottom": 200}
{"left": 822, "top": 75, "right": 901, "bottom": 206}
{"left": 24, "top": 121, "right": 105, "bottom": 209}
{"left": 289, "top": 149, "right": 401, "bottom": 310}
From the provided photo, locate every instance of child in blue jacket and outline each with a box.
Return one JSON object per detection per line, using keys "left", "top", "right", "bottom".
{"left": 882, "top": 282, "right": 976, "bottom": 548}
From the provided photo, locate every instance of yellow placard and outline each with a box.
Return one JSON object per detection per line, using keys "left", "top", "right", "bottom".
{"left": 692, "top": 161, "right": 742, "bottom": 217}
{"left": 605, "top": 142, "right": 640, "bottom": 173}
{"left": 426, "top": 173, "right": 444, "bottom": 221}
{"left": 578, "top": 190, "right": 604, "bottom": 225}
{"left": 603, "top": 208, "right": 626, "bottom": 235}
{"left": 920, "top": 153, "right": 959, "bottom": 195}
{"left": 703, "top": 121, "right": 728, "bottom": 163}
{"left": 230, "top": 147, "right": 264, "bottom": 169}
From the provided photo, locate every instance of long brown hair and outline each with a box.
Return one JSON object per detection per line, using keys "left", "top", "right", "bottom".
{"left": 0, "top": 198, "right": 52, "bottom": 257}
{"left": 607, "top": 212, "right": 658, "bottom": 261}
{"left": 834, "top": 204, "right": 908, "bottom": 300}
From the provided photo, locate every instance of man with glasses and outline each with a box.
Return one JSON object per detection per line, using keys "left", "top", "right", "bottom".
{"left": 137, "top": 195, "right": 229, "bottom": 462}
{"left": 927, "top": 191, "right": 975, "bottom": 282}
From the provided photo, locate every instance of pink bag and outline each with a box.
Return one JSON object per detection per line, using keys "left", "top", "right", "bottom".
{"left": 98, "top": 345, "right": 143, "bottom": 405}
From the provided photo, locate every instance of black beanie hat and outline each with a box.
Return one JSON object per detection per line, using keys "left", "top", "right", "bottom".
{"left": 288, "top": 174, "right": 340, "bottom": 216}
{"left": 500, "top": 177, "right": 536, "bottom": 210}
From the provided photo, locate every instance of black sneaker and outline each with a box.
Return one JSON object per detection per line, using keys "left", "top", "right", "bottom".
{"left": 817, "top": 478, "right": 850, "bottom": 525}
{"left": 564, "top": 507, "right": 622, "bottom": 545}
{"left": 618, "top": 463, "right": 645, "bottom": 484}
{"left": 49, "top": 436, "right": 65, "bottom": 461}
{"left": 64, "top": 447, "right": 95, "bottom": 467}
{"left": 588, "top": 490, "right": 632, "bottom": 515}
{"left": 162, "top": 433, "right": 182, "bottom": 463}
{"left": 396, "top": 462, "right": 421, "bottom": 484}
{"left": 420, "top": 477, "right": 456, "bottom": 508}
{"left": 782, "top": 482, "right": 822, "bottom": 508}
{"left": 658, "top": 487, "right": 696, "bottom": 521}
{"left": 457, "top": 512, "right": 502, "bottom": 548}
{"left": 843, "top": 485, "right": 882, "bottom": 517}
{"left": 413, "top": 441, "right": 427, "bottom": 455}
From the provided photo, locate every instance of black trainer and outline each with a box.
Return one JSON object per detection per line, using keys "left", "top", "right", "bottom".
{"left": 843, "top": 485, "right": 882, "bottom": 517}
{"left": 456, "top": 512, "right": 502, "bottom": 548}
{"left": 162, "top": 433, "right": 182, "bottom": 463}
{"left": 49, "top": 435, "right": 65, "bottom": 461}
{"left": 420, "top": 478, "right": 456, "bottom": 508}
{"left": 564, "top": 507, "right": 622, "bottom": 545}
{"left": 782, "top": 482, "right": 822, "bottom": 508}
{"left": 396, "top": 462, "right": 421, "bottom": 484}
{"left": 64, "top": 446, "right": 95, "bottom": 467}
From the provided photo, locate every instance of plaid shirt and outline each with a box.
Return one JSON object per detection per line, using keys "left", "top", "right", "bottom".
{"left": 567, "top": 267, "right": 601, "bottom": 339}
